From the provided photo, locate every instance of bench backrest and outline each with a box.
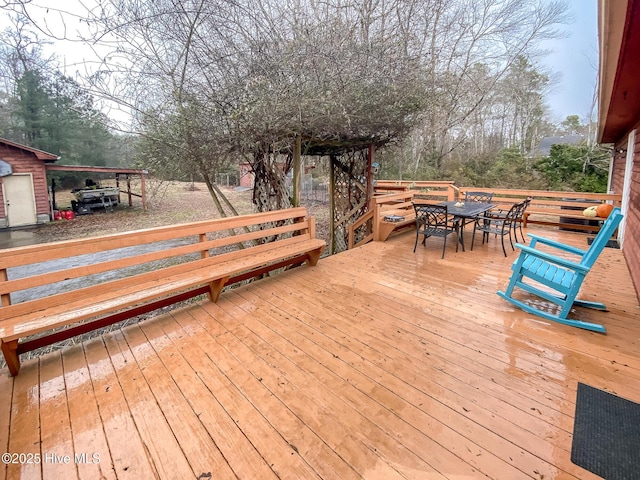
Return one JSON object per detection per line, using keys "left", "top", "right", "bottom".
{"left": 458, "top": 187, "right": 622, "bottom": 211}
{"left": 0, "top": 207, "right": 313, "bottom": 308}
{"left": 581, "top": 207, "right": 623, "bottom": 267}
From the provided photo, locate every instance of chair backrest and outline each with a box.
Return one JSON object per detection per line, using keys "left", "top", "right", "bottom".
{"left": 465, "top": 191, "right": 494, "bottom": 203}
{"left": 413, "top": 203, "right": 449, "bottom": 229}
{"left": 501, "top": 201, "right": 525, "bottom": 231}
{"left": 581, "top": 207, "right": 623, "bottom": 267}
{"left": 521, "top": 196, "right": 532, "bottom": 214}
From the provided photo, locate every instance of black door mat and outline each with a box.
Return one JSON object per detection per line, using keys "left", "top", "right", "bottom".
{"left": 587, "top": 237, "right": 620, "bottom": 249}
{"left": 571, "top": 382, "right": 640, "bottom": 479}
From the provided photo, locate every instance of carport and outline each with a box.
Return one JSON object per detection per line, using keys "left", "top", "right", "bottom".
{"left": 45, "top": 164, "right": 148, "bottom": 212}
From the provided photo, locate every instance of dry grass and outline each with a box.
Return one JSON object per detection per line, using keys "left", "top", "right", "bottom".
{"left": 35, "top": 181, "right": 253, "bottom": 242}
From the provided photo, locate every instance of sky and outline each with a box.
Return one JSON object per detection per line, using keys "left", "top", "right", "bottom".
{"left": 1, "top": 0, "right": 600, "bottom": 127}
{"left": 540, "top": 0, "right": 599, "bottom": 124}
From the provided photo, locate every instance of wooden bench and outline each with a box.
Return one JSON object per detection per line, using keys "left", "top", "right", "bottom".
{"left": 522, "top": 197, "right": 622, "bottom": 232}
{"left": 0, "top": 207, "right": 325, "bottom": 376}
{"left": 373, "top": 191, "right": 419, "bottom": 241}
{"left": 372, "top": 188, "right": 455, "bottom": 242}
{"left": 458, "top": 188, "right": 622, "bottom": 233}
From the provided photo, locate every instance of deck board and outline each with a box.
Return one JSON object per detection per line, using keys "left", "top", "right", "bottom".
{"left": 248, "top": 270, "right": 579, "bottom": 478}
{"left": 103, "top": 331, "right": 197, "bottom": 479}
{"left": 0, "top": 370, "right": 12, "bottom": 480}
{"left": 82, "top": 338, "right": 157, "bottom": 479}
{"left": 226, "top": 287, "right": 507, "bottom": 478}
{"left": 118, "top": 324, "right": 237, "bottom": 480}
{"left": 39, "top": 352, "right": 78, "bottom": 480}
{"left": 217, "top": 303, "right": 449, "bottom": 479}
{"left": 169, "top": 307, "right": 363, "bottom": 480}
{"left": 62, "top": 344, "right": 117, "bottom": 480}
{"left": 1, "top": 227, "right": 639, "bottom": 479}
{"left": 6, "top": 357, "right": 40, "bottom": 480}
{"left": 139, "top": 313, "right": 283, "bottom": 480}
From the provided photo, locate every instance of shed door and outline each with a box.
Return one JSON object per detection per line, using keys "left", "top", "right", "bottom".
{"left": 3, "top": 174, "right": 38, "bottom": 227}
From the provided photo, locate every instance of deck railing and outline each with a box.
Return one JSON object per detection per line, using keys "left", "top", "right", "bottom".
{"left": 374, "top": 180, "right": 457, "bottom": 200}
{"left": 347, "top": 182, "right": 459, "bottom": 248}
{"left": 349, "top": 183, "right": 624, "bottom": 248}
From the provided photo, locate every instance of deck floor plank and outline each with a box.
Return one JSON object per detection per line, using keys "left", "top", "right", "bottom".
{"left": 102, "top": 331, "right": 200, "bottom": 479}
{"left": 171, "top": 305, "right": 364, "bottom": 480}
{"left": 240, "top": 279, "right": 578, "bottom": 452}
{"left": 61, "top": 344, "right": 117, "bottom": 480}
{"left": 269, "top": 268, "right": 573, "bottom": 410}
{"left": 225, "top": 288, "right": 507, "bottom": 479}
{"left": 0, "top": 369, "right": 13, "bottom": 480}
{"left": 2, "top": 227, "right": 639, "bottom": 480}
{"left": 215, "top": 299, "right": 452, "bottom": 480}
{"left": 292, "top": 257, "right": 640, "bottom": 403}
{"left": 196, "top": 309, "right": 414, "bottom": 480}
{"left": 38, "top": 352, "right": 78, "bottom": 480}
{"left": 340, "top": 241, "right": 640, "bottom": 380}
{"left": 155, "top": 312, "right": 324, "bottom": 480}
{"left": 118, "top": 323, "right": 238, "bottom": 480}
{"left": 6, "top": 358, "right": 40, "bottom": 480}
{"left": 134, "top": 312, "right": 282, "bottom": 480}
{"left": 82, "top": 338, "right": 158, "bottom": 479}
{"left": 244, "top": 269, "right": 585, "bottom": 479}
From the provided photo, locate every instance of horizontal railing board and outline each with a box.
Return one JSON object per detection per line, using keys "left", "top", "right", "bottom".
{"left": 0, "top": 207, "right": 309, "bottom": 268}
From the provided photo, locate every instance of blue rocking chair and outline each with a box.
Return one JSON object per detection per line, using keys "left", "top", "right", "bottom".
{"left": 497, "top": 207, "right": 623, "bottom": 333}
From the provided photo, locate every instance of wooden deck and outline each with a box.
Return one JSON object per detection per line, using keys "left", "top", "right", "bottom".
{"left": 2, "top": 226, "right": 639, "bottom": 479}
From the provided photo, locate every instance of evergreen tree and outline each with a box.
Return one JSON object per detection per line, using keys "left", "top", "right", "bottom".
{"left": 535, "top": 143, "right": 610, "bottom": 192}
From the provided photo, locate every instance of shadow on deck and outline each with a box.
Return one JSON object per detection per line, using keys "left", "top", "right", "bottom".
{"left": 1, "top": 226, "right": 639, "bottom": 479}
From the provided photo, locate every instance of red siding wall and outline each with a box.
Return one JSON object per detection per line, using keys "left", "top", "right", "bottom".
{"left": 239, "top": 163, "right": 254, "bottom": 188}
{"left": 611, "top": 149, "right": 627, "bottom": 193}
{"left": 613, "top": 132, "right": 640, "bottom": 300}
{"left": 0, "top": 145, "right": 50, "bottom": 218}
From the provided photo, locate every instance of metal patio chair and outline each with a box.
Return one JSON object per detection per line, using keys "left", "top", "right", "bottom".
{"left": 459, "top": 191, "right": 495, "bottom": 227}
{"left": 471, "top": 201, "right": 523, "bottom": 256}
{"left": 412, "top": 203, "right": 461, "bottom": 258}
{"left": 483, "top": 196, "right": 532, "bottom": 244}
{"left": 464, "top": 191, "right": 494, "bottom": 204}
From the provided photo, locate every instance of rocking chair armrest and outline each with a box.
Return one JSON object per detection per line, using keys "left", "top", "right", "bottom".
{"left": 514, "top": 243, "right": 590, "bottom": 272}
{"left": 526, "top": 234, "right": 587, "bottom": 257}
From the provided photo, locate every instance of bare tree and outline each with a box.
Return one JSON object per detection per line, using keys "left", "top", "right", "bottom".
{"left": 5, "top": 0, "right": 570, "bottom": 194}
{"left": 0, "top": 14, "right": 55, "bottom": 95}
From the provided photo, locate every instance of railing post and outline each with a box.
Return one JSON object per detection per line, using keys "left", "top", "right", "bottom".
{"left": 199, "top": 233, "right": 209, "bottom": 259}
{"left": 0, "top": 268, "right": 10, "bottom": 306}
{"left": 373, "top": 200, "right": 382, "bottom": 241}
{"left": 448, "top": 185, "right": 458, "bottom": 201}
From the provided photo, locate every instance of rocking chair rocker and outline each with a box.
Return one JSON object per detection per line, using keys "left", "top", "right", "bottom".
{"left": 497, "top": 207, "right": 623, "bottom": 333}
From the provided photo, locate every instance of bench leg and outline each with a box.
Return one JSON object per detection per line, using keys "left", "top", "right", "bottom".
{"left": 1, "top": 339, "right": 20, "bottom": 376}
{"left": 208, "top": 277, "right": 229, "bottom": 303}
{"left": 305, "top": 246, "right": 324, "bottom": 267}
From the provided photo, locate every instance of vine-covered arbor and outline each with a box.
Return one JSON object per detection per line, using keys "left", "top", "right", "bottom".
{"left": 248, "top": 134, "right": 387, "bottom": 255}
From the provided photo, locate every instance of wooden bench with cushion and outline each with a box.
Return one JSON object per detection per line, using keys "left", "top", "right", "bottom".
{"left": 0, "top": 207, "right": 325, "bottom": 376}
{"left": 522, "top": 200, "right": 618, "bottom": 232}
{"left": 458, "top": 188, "right": 622, "bottom": 234}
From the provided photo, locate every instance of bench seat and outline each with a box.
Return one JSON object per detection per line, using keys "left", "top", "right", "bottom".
{"left": 378, "top": 211, "right": 416, "bottom": 241}
{"left": 373, "top": 192, "right": 423, "bottom": 242}
{"left": 523, "top": 208, "right": 608, "bottom": 231}
{"left": 0, "top": 207, "right": 325, "bottom": 376}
